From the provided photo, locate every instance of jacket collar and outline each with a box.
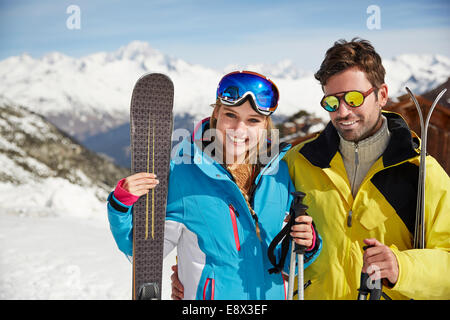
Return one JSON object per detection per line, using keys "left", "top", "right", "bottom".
{"left": 299, "top": 111, "right": 419, "bottom": 169}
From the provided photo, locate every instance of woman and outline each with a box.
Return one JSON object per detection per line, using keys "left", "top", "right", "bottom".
{"left": 107, "top": 71, "right": 321, "bottom": 300}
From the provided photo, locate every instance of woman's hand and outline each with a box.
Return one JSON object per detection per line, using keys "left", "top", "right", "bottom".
{"left": 287, "top": 215, "right": 314, "bottom": 249}
{"left": 122, "top": 172, "right": 159, "bottom": 197}
{"left": 170, "top": 265, "right": 184, "bottom": 300}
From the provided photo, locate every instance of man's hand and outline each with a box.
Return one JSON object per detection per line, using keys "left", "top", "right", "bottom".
{"left": 170, "top": 265, "right": 184, "bottom": 300}
{"left": 362, "top": 238, "right": 399, "bottom": 285}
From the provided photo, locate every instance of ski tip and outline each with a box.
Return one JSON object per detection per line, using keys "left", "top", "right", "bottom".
{"left": 405, "top": 87, "right": 414, "bottom": 96}
{"left": 136, "top": 72, "right": 173, "bottom": 84}
{"left": 434, "top": 88, "right": 447, "bottom": 104}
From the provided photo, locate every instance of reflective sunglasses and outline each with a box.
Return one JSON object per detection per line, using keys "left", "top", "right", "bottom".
{"left": 320, "top": 87, "right": 375, "bottom": 112}
{"left": 217, "top": 71, "right": 279, "bottom": 116}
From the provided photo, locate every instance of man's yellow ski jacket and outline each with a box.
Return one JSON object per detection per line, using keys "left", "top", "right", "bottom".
{"left": 284, "top": 112, "right": 450, "bottom": 300}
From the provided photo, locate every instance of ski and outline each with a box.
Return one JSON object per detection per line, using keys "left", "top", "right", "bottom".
{"left": 405, "top": 87, "right": 446, "bottom": 249}
{"left": 130, "top": 73, "right": 174, "bottom": 300}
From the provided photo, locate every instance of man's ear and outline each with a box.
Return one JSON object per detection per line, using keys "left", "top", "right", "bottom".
{"left": 377, "top": 83, "right": 388, "bottom": 108}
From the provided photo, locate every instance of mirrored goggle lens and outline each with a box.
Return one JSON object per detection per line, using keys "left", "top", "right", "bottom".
{"left": 344, "top": 91, "right": 364, "bottom": 107}
{"left": 217, "top": 73, "right": 279, "bottom": 112}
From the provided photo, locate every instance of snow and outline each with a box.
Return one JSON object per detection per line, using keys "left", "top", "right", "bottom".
{"left": 0, "top": 213, "right": 130, "bottom": 299}
{"left": 384, "top": 54, "right": 450, "bottom": 99}
{"left": 1, "top": 40, "right": 448, "bottom": 131}
{"left": 6, "top": 111, "right": 59, "bottom": 141}
{"left": 0, "top": 179, "right": 177, "bottom": 300}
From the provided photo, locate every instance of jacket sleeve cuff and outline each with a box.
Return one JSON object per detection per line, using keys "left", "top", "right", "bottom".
{"left": 388, "top": 244, "right": 414, "bottom": 293}
{"left": 113, "top": 178, "right": 140, "bottom": 206}
{"left": 108, "top": 191, "right": 132, "bottom": 213}
{"left": 303, "top": 222, "right": 322, "bottom": 268}
{"left": 306, "top": 224, "right": 317, "bottom": 252}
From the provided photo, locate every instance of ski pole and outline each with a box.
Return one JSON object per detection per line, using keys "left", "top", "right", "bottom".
{"left": 287, "top": 191, "right": 308, "bottom": 300}
{"left": 357, "top": 246, "right": 382, "bottom": 300}
{"left": 405, "top": 87, "right": 447, "bottom": 249}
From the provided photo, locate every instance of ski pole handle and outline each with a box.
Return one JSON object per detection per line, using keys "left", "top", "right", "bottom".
{"left": 357, "top": 245, "right": 382, "bottom": 300}
{"left": 290, "top": 192, "right": 308, "bottom": 255}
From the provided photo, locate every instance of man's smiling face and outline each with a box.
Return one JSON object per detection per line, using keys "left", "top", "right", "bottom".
{"left": 324, "top": 67, "right": 388, "bottom": 142}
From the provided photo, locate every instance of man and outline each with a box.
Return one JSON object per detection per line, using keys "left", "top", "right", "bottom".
{"left": 171, "top": 38, "right": 450, "bottom": 300}
{"left": 283, "top": 38, "right": 449, "bottom": 299}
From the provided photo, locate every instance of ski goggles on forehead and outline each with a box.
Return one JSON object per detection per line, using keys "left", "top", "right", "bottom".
{"left": 320, "top": 88, "right": 375, "bottom": 112}
{"left": 216, "top": 71, "right": 279, "bottom": 116}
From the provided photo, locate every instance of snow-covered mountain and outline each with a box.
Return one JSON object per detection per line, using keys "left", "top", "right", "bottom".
{"left": 0, "top": 41, "right": 221, "bottom": 139}
{"left": 1, "top": 41, "right": 448, "bottom": 141}
{"left": 384, "top": 54, "right": 450, "bottom": 100}
{"left": 0, "top": 95, "right": 128, "bottom": 218}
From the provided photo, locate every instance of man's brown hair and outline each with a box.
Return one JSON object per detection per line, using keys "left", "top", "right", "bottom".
{"left": 314, "top": 37, "right": 386, "bottom": 89}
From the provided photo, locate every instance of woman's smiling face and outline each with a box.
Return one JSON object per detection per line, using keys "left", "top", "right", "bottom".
{"left": 214, "top": 100, "right": 267, "bottom": 164}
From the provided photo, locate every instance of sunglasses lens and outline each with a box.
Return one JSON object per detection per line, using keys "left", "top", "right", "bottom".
{"left": 344, "top": 91, "right": 364, "bottom": 107}
{"left": 321, "top": 96, "right": 339, "bottom": 112}
{"left": 217, "top": 72, "right": 279, "bottom": 114}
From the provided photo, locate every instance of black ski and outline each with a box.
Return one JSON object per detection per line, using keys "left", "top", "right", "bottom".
{"left": 130, "top": 73, "right": 174, "bottom": 300}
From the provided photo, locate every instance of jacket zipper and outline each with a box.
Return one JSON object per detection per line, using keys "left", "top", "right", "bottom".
{"left": 203, "top": 278, "right": 215, "bottom": 300}
{"left": 229, "top": 204, "right": 241, "bottom": 251}
{"left": 351, "top": 143, "right": 359, "bottom": 196}
{"left": 348, "top": 143, "right": 359, "bottom": 227}
{"left": 347, "top": 210, "right": 353, "bottom": 227}
{"left": 282, "top": 274, "right": 287, "bottom": 300}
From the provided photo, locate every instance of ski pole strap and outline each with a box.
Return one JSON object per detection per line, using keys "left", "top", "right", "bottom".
{"left": 267, "top": 214, "right": 294, "bottom": 274}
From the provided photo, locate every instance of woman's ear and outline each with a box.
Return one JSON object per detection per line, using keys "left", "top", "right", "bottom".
{"left": 211, "top": 102, "right": 221, "bottom": 120}
{"left": 212, "top": 108, "right": 219, "bottom": 120}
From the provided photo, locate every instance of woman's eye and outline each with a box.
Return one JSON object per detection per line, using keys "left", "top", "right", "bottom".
{"left": 225, "top": 112, "right": 236, "bottom": 118}
{"left": 248, "top": 118, "right": 262, "bottom": 124}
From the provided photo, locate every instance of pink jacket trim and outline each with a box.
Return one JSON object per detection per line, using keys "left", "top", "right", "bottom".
{"left": 113, "top": 178, "right": 140, "bottom": 206}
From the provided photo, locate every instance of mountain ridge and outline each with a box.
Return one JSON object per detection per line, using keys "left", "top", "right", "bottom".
{"left": 1, "top": 41, "right": 449, "bottom": 141}
{"left": 0, "top": 95, "right": 128, "bottom": 196}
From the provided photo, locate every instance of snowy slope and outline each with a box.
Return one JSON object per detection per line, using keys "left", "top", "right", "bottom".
{"left": 1, "top": 41, "right": 448, "bottom": 139}
{"left": 0, "top": 211, "right": 177, "bottom": 299}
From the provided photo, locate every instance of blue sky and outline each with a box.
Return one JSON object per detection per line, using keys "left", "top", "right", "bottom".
{"left": 1, "top": 0, "right": 449, "bottom": 70}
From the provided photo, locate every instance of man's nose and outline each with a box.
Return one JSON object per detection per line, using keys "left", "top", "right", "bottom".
{"left": 335, "top": 99, "right": 352, "bottom": 117}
